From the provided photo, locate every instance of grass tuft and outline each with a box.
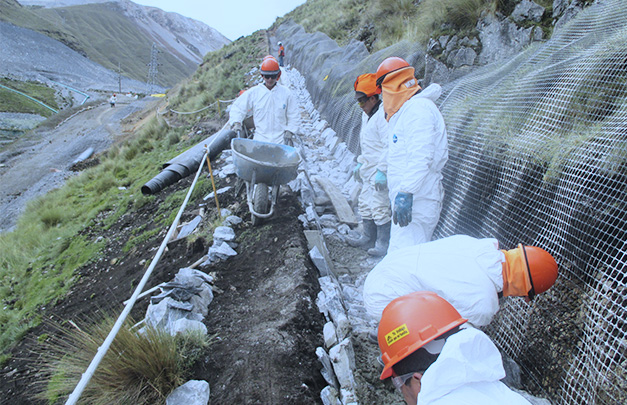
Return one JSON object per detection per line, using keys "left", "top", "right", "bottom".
{"left": 37, "top": 316, "right": 211, "bottom": 404}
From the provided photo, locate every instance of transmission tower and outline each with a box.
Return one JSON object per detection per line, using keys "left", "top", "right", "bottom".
{"left": 147, "top": 43, "right": 161, "bottom": 94}
{"left": 117, "top": 62, "right": 122, "bottom": 93}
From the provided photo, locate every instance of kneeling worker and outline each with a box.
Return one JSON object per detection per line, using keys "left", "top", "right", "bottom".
{"left": 378, "top": 291, "right": 532, "bottom": 404}
{"left": 363, "top": 234, "right": 559, "bottom": 326}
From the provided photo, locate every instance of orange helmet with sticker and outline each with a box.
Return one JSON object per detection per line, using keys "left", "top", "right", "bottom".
{"left": 377, "top": 291, "right": 467, "bottom": 379}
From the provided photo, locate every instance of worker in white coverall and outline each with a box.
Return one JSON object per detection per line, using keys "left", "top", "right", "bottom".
{"left": 377, "top": 291, "right": 532, "bottom": 405}
{"left": 375, "top": 57, "right": 448, "bottom": 251}
{"left": 229, "top": 56, "right": 300, "bottom": 144}
{"left": 347, "top": 73, "right": 392, "bottom": 257}
{"left": 363, "top": 235, "right": 559, "bottom": 325}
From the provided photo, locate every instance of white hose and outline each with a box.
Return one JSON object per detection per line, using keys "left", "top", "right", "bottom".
{"left": 65, "top": 151, "right": 209, "bottom": 405}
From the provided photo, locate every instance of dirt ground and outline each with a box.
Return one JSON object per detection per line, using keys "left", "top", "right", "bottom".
{"left": 0, "top": 96, "right": 160, "bottom": 233}
{"left": 0, "top": 162, "right": 330, "bottom": 404}
{"left": 0, "top": 93, "right": 408, "bottom": 405}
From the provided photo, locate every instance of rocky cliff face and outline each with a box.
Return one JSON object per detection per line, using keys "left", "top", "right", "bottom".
{"left": 115, "top": 0, "right": 230, "bottom": 64}
{"left": 18, "top": 0, "right": 230, "bottom": 64}
{"left": 424, "top": 0, "right": 594, "bottom": 85}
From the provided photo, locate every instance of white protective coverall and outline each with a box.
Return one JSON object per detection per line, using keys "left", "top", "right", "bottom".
{"left": 357, "top": 103, "right": 391, "bottom": 225}
{"left": 363, "top": 235, "right": 504, "bottom": 326}
{"left": 419, "top": 327, "right": 531, "bottom": 404}
{"left": 228, "top": 81, "right": 300, "bottom": 144}
{"left": 386, "top": 83, "right": 447, "bottom": 251}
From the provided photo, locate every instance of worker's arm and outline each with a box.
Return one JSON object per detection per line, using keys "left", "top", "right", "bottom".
{"left": 284, "top": 89, "right": 301, "bottom": 134}
{"left": 396, "top": 98, "right": 440, "bottom": 196}
{"left": 227, "top": 90, "right": 250, "bottom": 128}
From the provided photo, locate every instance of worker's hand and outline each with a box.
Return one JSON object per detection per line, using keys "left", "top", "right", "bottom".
{"left": 352, "top": 163, "right": 363, "bottom": 182}
{"left": 231, "top": 122, "right": 242, "bottom": 134}
{"left": 283, "top": 130, "right": 294, "bottom": 146}
{"left": 374, "top": 169, "right": 387, "bottom": 191}
{"left": 393, "top": 192, "right": 413, "bottom": 227}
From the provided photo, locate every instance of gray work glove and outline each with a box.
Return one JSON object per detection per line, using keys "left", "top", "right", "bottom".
{"left": 231, "top": 122, "right": 242, "bottom": 134}
{"left": 284, "top": 130, "right": 295, "bottom": 145}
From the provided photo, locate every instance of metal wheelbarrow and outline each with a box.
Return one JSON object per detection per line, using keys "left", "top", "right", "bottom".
{"left": 231, "top": 138, "right": 301, "bottom": 225}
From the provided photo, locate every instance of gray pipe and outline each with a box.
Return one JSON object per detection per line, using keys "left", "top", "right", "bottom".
{"left": 141, "top": 128, "right": 237, "bottom": 195}
{"left": 48, "top": 80, "right": 91, "bottom": 105}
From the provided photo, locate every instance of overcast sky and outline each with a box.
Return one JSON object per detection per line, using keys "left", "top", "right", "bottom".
{"left": 133, "top": 0, "right": 306, "bottom": 41}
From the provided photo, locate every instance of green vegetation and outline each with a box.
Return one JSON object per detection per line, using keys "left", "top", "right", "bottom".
{"left": 280, "top": 0, "right": 534, "bottom": 51}
{"left": 0, "top": 0, "right": 81, "bottom": 54}
{"left": 32, "top": 3, "right": 195, "bottom": 87}
{"left": 0, "top": 77, "right": 59, "bottom": 116}
{"left": 168, "top": 30, "right": 268, "bottom": 122}
{"left": 39, "top": 316, "right": 211, "bottom": 404}
{"left": 0, "top": 115, "right": 201, "bottom": 363}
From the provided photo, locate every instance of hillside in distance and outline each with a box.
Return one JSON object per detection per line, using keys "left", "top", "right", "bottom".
{"left": 2, "top": 0, "right": 230, "bottom": 87}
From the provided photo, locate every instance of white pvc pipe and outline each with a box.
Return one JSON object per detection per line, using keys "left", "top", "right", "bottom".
{"left": 65, "top": 151, "right": 209, "bottom": 405}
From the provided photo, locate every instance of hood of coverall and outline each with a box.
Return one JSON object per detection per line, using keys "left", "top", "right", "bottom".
{"left": 380, "top": 66, "right": 422, "bottom": 121}
{"left": 501, "top": 245, "right": 533, "bottom": 298}
{"left": 418, "top": 327, "right": 508, "bottom": 403}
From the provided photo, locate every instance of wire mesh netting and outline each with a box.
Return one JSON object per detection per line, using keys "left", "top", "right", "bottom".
{"left": 437, "top": 2, "right": 627, "bottom": 403}
{"left": 278, "top": 1, "right": 626, "bottom": 403}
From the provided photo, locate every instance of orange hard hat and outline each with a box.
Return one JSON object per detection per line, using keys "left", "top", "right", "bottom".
{"left": 260, "top": 57, "right": 280, "bottom": 75}
{"left": 376, "top": 57, "right": 410, "bottom": 87}
{"left": 377, "top": 291, "right": 467, "bottom": 380}
{"left": 522, "top": 245, "right": 559, "bottom": 297}
{"left": 354, "top": 73, "right": 381, "bottom": 99}
{"left": 502, "top": 244, "right": 559, "bottom": 299}
{"left": 260, "top": 57, "right": 281, "bottom": 80}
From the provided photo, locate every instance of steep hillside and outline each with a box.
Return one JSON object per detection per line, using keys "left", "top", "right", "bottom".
{"left": 2, "top": 0, "right": 230, "bottom": 87}
{"left": 281, "top": 0, "right": 555, "bottom": 52}
{"left": 20, "top": 0, "right": 231, "bottom": 63}
{"left": 0, "top": 21, "right": 151, "bottom": 100}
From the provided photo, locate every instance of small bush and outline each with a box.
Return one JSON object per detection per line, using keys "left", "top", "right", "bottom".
{"left": 39, "top": 206, "right": 67, "bottom": 228}
{"left": 94, "top": 172, "right": 117, "bottom": 194}
{"left": 121, "top": 144, "right": 138, "bottom": 160}
{"left": 167, "top": 131, "right": 180, "bottom": 146}
{"left": 38, "top": 316, "right": 211, "bottom": 404}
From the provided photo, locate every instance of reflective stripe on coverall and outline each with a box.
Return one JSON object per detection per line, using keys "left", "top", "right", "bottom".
{"left": 419, "top": 327, "right": 531, "bottom": 404}
{"left": 386, "top": 83, "right": 447, "bottom": 250}
{"left": 363, "top": 235, "right": 504, "bottom": 326}
{"left": 357, "top": 105, "right": 391, "bottom": 225}
{"left": 228, "top": 81, "right": 300, "bottom": 144}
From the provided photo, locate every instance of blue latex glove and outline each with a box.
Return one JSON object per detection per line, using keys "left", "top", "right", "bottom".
{"left": 393, "top": 192, "right": 413, "bottom": 227}
{"left": 353, "top": 162, "right": 363, "bottom": 182}
{"left": 374, "top": 169, "right": 387, "bottom": 191}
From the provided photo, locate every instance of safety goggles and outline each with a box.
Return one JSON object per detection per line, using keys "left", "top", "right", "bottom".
{"left": 391, "top": 372, "right": 415, "bottom": 392}
{"left": 357, "top": 96, "right": 368, "bottom": 106}
{"left": 262, "top": 74, "right": 278, "bottom": 80}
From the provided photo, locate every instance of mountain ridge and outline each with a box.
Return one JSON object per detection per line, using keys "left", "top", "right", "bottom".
{"left": 3, "top": 0, "right": 230, "bottom": 87}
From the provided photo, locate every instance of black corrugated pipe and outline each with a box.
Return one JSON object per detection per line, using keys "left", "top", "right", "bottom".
{"left": 141, "top": 128, "right": 237, "bottom": 195}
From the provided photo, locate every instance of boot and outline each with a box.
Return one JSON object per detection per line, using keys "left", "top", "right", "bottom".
{"left": 368, "top": 221, "right": 391, "bottom": 257}
{"left": 347, "top": 219, "right": 376, "bottom": 249}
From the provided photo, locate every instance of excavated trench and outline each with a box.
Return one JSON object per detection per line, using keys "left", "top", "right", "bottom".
{"left": 0, "top": 65, "right": 400, "bottom": 404}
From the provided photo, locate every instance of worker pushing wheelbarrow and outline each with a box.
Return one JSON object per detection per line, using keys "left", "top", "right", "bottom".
{"left": 231, "top": 138, "right": 301, "bottom": 225}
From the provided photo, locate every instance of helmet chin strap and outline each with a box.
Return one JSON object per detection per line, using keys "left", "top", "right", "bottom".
{"left": 501, "top": 246, "right": 533, "bottom": 297}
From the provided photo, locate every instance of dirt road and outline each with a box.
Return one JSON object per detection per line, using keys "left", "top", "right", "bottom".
{"left": 0, "top": 97, "right": 157, "bottom": 233}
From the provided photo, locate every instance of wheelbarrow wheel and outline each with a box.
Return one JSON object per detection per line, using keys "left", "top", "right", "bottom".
{"left": 252, "top": 183, "right": 269, "bottom": 226}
